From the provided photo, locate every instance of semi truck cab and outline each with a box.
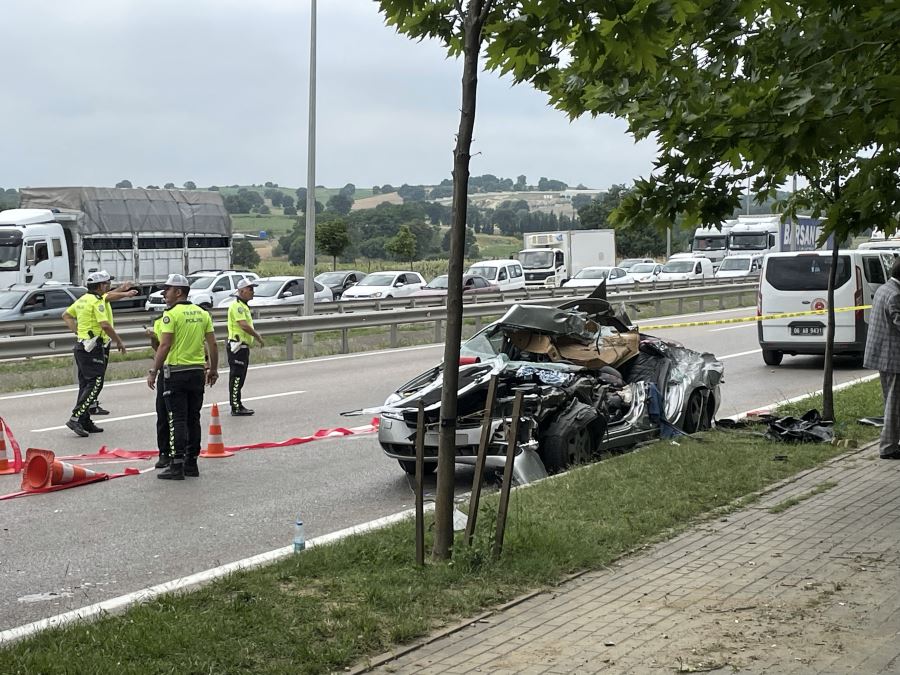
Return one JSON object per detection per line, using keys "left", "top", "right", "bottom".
{"left": 0, "top": 209, "right": 71, "bottom": 287}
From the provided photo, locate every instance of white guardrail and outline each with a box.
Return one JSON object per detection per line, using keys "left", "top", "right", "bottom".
{"left": 0, "top": 280, "right": 757, "bottom": 360}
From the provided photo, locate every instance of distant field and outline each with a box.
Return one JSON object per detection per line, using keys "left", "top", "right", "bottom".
{"left": 231, "top": 213, "right": 296, "bottom": 236}
{"left": 475, "top": 232, "right": 521, "bottom": 259}
{"left": 217, "top": 185, "right": 374, "bottom": 202}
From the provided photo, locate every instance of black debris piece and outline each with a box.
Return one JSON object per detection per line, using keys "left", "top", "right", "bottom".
{"left": 764, "top": 409, "right": 834, "bottom": 444}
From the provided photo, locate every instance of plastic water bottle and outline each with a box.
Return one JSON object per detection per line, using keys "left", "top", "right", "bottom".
{"left": 293, "top": 514, "right": 305, "bottom": 552}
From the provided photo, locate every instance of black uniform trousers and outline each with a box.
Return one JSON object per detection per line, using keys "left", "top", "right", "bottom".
{"left": 163, "top": 368, "right": 205, "bottom": 464}
{"left": 227, "top": 344, "right": 250, "bottom": 410}
{"left": 155, "top": 371, "right": 171, "bottom": 458}
{"left": 72, "top": 343, "right": 107, "bottom": 422}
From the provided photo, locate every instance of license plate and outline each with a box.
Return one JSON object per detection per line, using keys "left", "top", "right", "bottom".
{"left": 791, "top": 325, "right": 823, "bottom": 336}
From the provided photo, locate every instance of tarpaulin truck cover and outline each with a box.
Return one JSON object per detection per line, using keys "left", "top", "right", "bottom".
{"left": 18, "top": 187, "right": 232, "bottom": 237}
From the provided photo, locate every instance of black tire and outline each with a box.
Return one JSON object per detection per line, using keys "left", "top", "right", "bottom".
{"left": 682, "top": 390, "right": 712, "bottom": 434}
{"left": 762, "top": 349, "right": 783, "bottom": 366}
{"left": 539, "top": 401, "right": 600, "bottom": 472}
{"left": 398, "top": 460, "right": 436, "bottom": 475}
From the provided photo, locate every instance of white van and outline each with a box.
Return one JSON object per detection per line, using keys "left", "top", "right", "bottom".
{"left": 466, "top": 259, "right": 526, "bottom": 291}
{"left": 758, "top": 250, "right": 895, "bottom": 365}
{"left": 714, "top": 254, "right": 764, "bottom": 280}
{"left": 657, "top": 256, "right": 715, "bottom": 282}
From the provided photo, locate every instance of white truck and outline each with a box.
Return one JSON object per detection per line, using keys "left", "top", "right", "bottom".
{"left": 691, "top": 223, "right": 734, "bottom": 268}
{"left": 726, "top": 214, "right": 825, "bottom": 255}
{"left": 518, "top": 229, "right": 617, "bottom": 288}
{"left": 0, "top": 187, "right": 232, "bottom": 305}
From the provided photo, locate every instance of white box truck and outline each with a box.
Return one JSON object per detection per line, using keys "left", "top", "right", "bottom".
{"left": 518, "top": 229, "right": 616, "bottom": 288}
{"left": 0, "top": 187, "right": 232, "bottom": 304}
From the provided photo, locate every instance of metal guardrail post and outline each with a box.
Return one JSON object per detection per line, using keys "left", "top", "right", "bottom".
{"left": 434, "top": 319, "right": 442, "bottom": 343}
{"left": 341, "top": 328, "right": 349, "bottom": 353}
{"left": 677, "top": 297, "right": 684, "bottom": 313}
{"left": 656, "top": 298, "right": 662, "bottom": 314}
{"left": 699, "top": 296, "right": 705, "bottom": 312}
{"left": 285, "top": 332, "right": 295, "bottom": 360}
{"left": 390, "top": 324, "right": 398, "bottom": 348}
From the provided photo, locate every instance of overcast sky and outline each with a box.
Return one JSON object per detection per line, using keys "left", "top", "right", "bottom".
{"left": 2, "top": 1, "right": 657, "bottom": 191}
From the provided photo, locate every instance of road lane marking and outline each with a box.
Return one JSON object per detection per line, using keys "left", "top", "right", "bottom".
{"left": 719, "top": 349, "right": 762, "bottom": 360}
{"left": 710, "top": 323, "right": 755, "bottom": 332}
{"left": 30, "top": 390, "right": 307, "bottom": 432}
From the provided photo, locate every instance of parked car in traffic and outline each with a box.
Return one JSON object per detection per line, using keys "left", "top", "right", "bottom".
{"left": 145, "top": 270, "right": 259, "bottom": 311}
{"left": 627, "top": 262, "right": 664, "bottom": 283}
{"left": 561, "top": 266, "right": 635, "bottom": 289}
{"left": 411, "top": 274, "right": 494, "bottom": 297}
{"left": 657, "top": 256, "right": 715, "bottom": 282}
{"left": 340, "top": 270, "right": 426, "bottom": 300}
{"left": 618, "top": 257, "right": 654, "bottom": 271}
{"left": 217, "top": 276, "right": 332, "bottom": 308}
{"left": 466, "top": 259, "right": 526, "bottom": 291}
{"left": 0, "top": 283, "right": 87, "bottom": 324}
{"left": 714, "top": 254, "right": 764, "bottom": 280}
{"left": 354, "top": 287, "right": 723, "bottom": 481}
{"left": 314, "top": 270, "right": 367, "bottom": 300}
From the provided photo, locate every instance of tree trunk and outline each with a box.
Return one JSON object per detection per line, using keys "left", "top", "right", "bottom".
{"left": 433, "top": 0, "right": 489, "bottom": 561}
{"left": 822, "top": 172, "right": 841, "bottom": 422}
{"left": 332, "top": 255, "right": 336, "bottom": 271}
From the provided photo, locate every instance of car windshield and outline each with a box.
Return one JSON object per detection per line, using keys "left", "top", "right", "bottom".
{"left": 316, "top": 272, "right": 346, "bottom": 284}
{"left": 573, "top": 268, "right": 610, "bottom": 280}
{"left": 190, "top": 277, "right": 216, "bottom": 289}
{"left": 719, "top": 258, "right": 751, "bottom": 271}
{"left": 619, "top": 259, "right": 643, "bottom": 269}
{"left": 461, "top": 326, "right": 505, "bottom": 358}
{"left": 357, "top": 273, "right": 396, "bottom": 287}
{"left": 662, "top": 260, "right": 696, "bottom": 273}
{"left": 0, "top": 242, "right": 22, "bottom": 270}
{"left": 630, "top": 263, "right": 657, "bottom": 273}
{"left": 693, "top": 235, "right": 726, "bottom": 251}
{"left": 730, "top": 233, "right": 769, "bottom": 250}
{"left": 254, "top": 280, "right": 287, "bottom": 297}
{"left": 425, "top": 275, "right": 449, "bottom": 289}
{"left": 468, "top": 266, "right": 497, "bottom": 280}
{"left": 0, "top": 290, "right": 26, "bottom": 309}
{"left": 518, "top": 251, "right": 554, "bottom": 269}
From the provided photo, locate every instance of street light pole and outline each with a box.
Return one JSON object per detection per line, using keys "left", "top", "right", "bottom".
{"left": 303, "top": 0, "right": 317, "bottom": 340}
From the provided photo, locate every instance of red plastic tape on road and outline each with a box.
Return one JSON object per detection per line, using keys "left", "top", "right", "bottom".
{"left": 0, "top": 416, "right": 24, "bottom": 473}
{"left": 54, "top": 419, "right": 380, "bottom": 462}
{"left": 0, "top": 468, "right": 141, "bottom": 501}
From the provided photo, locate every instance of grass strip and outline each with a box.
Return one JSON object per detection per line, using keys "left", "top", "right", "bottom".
{"left": 767, "top": 480, "right": 839, "bottom": 514}
{"left": 1, "top": 380, "right": 883, "bottom": 674}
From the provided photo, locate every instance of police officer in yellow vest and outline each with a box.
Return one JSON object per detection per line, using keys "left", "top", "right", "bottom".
{"left": 147, "top": 274, "right": 219, "bottom": 480}
{"left": 227, "top": 278, "right": 264, "bottom": 416}
{"left": 61, "top": 270, "right": 135, "bottom": 437}
{"left": 146, "top": 301, "right": 174, "bottom": 469}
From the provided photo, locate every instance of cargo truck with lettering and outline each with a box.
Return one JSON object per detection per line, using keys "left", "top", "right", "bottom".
{"left": 518, "top": 229, "right": 617, "bottom": 288}
{"left": 0, "top": 187, "right": 232, "bottom": 305}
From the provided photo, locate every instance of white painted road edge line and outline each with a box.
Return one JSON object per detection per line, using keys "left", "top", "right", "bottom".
{"left": 3, "top": 369, "right": 880, "bottom": 646}
{"left": 0, "top": 503, "right": 434, "bottom": 647}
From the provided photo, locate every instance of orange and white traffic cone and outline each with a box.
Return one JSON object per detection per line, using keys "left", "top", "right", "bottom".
{"left": 200, "top": 403, "right": 233, "bottom": 458}
{"left": 0, "top": 420, "right": 17, "bottom": 475}
{"left": 20, "top": 448, "right": 106, "bottom": 491}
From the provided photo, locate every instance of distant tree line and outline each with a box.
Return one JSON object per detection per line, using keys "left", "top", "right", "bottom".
{"left": 0, "top": 188, "right": 18, "bottom": 210}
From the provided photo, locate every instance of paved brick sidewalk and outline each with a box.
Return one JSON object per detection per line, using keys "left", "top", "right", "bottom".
{"left": 360, "top": 446, "right": 900, "bottom": 674}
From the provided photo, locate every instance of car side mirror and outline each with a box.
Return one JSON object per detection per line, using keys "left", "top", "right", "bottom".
{"left": 394, "top": 281, "right": 404, "bottom": 287}
{"left": 282, "top": 291, "right": 293, "bottom": 298}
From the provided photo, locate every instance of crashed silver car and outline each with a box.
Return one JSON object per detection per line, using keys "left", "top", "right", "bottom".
{"left": 366, "top": 288, "right": 724, "bottom": 481}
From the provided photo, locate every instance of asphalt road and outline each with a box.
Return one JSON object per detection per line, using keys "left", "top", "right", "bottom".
{"left": 0, "top": 306, "right": 871, "bottom": 631}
